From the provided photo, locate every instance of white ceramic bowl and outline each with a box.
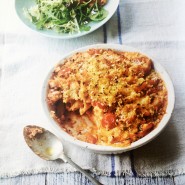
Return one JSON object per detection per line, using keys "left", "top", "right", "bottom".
{"left": 42, "top": 44, "right": 175, "bottom": 154}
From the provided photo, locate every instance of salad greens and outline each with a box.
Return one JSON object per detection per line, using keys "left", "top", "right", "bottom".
{"left": 24, "top": 0, "right": 108, "bottom": 34}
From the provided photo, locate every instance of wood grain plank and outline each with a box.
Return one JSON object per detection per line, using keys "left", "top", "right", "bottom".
{"left": 99, "top": 175, "right": 123, "bottom": 185}
{"left": 135, "top": 177, "right": 174, "bottom": 185}
{"left": 156, "top": 177, "right": 174, "bottom": 185}
{"left": 47, "top": 172, "right": 96, "bottom": 185}
{"left": 113, "top": 176, "right": 174, "bottom": 185}
{"left": 0, "top": 174, "right": 177, "bottom": 185}
{"left": 0, "top": 174, "right": 46, "bottom": 185}
{"left": 0, "top": 177, "right": 20, "bottom": 185}
{"left": 174, "top": 175, "right": 185, "bottom": 185}
{"left": 46, "top": 173, "right": 175, "bottom": 185}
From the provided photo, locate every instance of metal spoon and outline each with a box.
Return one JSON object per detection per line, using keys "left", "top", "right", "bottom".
{"left": 23, "top": 125, "right": 103, "bottom": 185}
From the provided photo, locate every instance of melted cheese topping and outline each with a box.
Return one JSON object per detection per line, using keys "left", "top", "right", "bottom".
{"left": 47, "top": 49, "right": 168, "bottom": 147}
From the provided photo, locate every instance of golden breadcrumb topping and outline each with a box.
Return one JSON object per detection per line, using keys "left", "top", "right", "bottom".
{"left": 47, "top": 49, "right": 168, "bottom": 147}
{"left": 24, "top": 126, "right": 44, "bottom": 140}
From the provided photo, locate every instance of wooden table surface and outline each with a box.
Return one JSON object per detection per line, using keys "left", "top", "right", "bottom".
{"left": 1, "top": 173, "right": 185, "bottom": 185}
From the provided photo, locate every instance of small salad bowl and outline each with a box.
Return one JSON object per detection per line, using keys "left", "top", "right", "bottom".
{"left": 15, "top": 0, "right": 120, "bottom": 39}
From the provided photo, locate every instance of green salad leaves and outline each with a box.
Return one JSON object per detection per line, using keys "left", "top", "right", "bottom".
{"left": 24, "top": 0, "right": 108, "bottom": 34}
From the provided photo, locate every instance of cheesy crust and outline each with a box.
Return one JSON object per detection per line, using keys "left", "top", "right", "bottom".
{"left": 47, "top": 49, "right": 168, "bottom": 147}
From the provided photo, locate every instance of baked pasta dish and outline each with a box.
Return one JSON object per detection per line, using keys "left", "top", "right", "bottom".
{"left": 47, "top": 49, "right": 168, "bottom": 147}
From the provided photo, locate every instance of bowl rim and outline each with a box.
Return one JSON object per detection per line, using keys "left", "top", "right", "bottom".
{"left": 42, "top": 43, "right": 175, "bottom": 153}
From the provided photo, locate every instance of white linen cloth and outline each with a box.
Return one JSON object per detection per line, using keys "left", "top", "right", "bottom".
{"left": 1, "top": 0, "right": 185, "bottom": 178}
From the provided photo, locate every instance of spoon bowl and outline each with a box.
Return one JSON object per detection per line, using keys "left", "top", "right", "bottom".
{"left": 23, "top": 125, "right": 103, "bottom": 185}
{"left": 24, "top": 125, "right": 64, "bottom": 161}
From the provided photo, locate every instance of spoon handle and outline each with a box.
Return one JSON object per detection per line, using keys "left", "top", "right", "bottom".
{"left": 60, "top": 154, "right": 103, "bottom": 185}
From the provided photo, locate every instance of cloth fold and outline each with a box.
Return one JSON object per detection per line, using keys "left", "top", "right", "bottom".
{"left": 1, "top": 0, "right": 185, "bottom": 178}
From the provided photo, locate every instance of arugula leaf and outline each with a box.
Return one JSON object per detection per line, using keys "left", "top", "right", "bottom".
{"left": 80, "top": 25, "right": 91, "bottom": 31}
{"left": 24, "top": 0, "right": 108, "bottom": 34}
{"left": 90, "top": 8, "right": 108, "bottom": 21}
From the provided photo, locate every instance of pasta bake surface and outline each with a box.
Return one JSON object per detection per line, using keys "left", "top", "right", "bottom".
{"left": 47, "top": 49, "right": 168, "bottom": 147}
